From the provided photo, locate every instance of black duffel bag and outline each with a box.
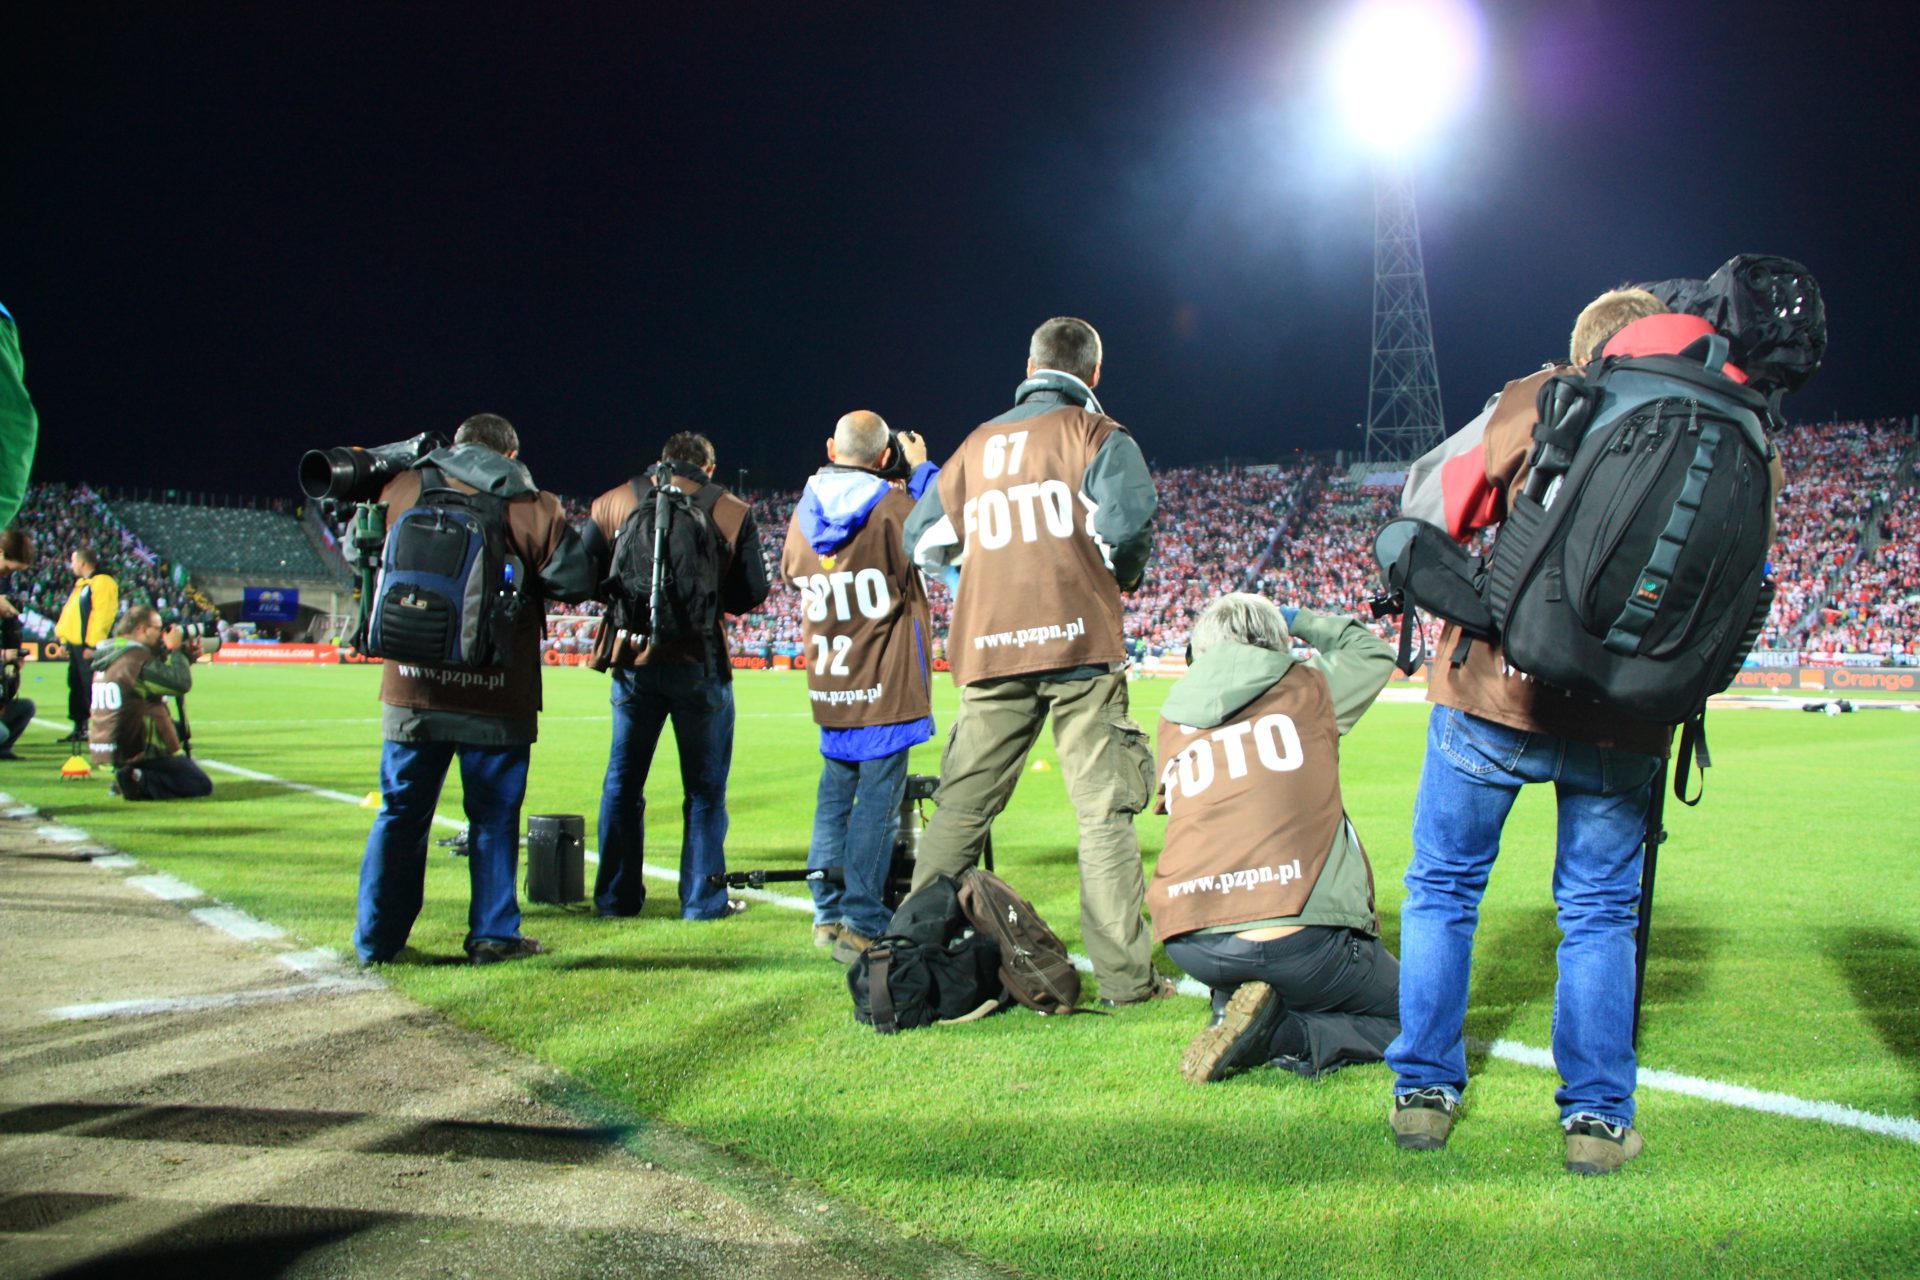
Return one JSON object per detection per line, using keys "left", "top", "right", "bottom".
{"left": 848, "top": 875, "right": 1005, "bottom": 1033}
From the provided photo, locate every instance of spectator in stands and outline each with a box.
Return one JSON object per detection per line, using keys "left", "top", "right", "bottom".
{"left": 55, "top": 545, "right": 118, "bottom": 742}
{"left": 86, "top": 603, "right": 211, "bottom": 800}
{"left": 583, "top": 432, "right": 770, "bottom": 921}
{"left": 0, "top": 301, "right": 36, "bottom": 532}
{"left": 902, "top": 315, "right": 1172, "bottom": 1008}
{"left": 1152, "top": 593, "right": 1400, "bottom": 1085}
{"left": 354, "top": 414, "right": 594, "bottom": 966}
{"left": 0, "top": 528, "right": 33, "bottom": 758}
{"left": 781, "top": 412, "right": 937, "bottom": 963}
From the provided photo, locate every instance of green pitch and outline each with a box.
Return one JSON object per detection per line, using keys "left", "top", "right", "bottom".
{"left": 5, "top": 663, "right": 1918, "bottom": 1279}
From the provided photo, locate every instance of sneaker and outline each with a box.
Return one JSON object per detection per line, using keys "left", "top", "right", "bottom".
{"left": 1564, "top": 1117, "right": 1644, "bottom": 1175}
{"left": 813, "top": 923, "right": 843, "bottom": 949}
{"left": 1098, "top": 974, "right": 1178, "bottom": 1009}
{"left": 466, "top": 937, "right": 544, "bottom": 966}
{"left": 1180, "top": 982, "right": 1286, "bottom": 1084}
{"left": 831, "top": 928, "right": 874, "bottom": 965}
{"left": 1390, "top": 1088, "right": 1458, "bottom": 1150}
{"left": 721, "top": 899, "right": 748, "bottom": 917}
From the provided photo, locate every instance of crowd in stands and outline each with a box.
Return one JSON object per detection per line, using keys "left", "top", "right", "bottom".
{"left": 1799, "top": 449, "right": 1920, "bottom": 657}
{"left": 11, "top": 417, "right": 1918, "bottom": 663}
{"left": 1759, "top": 420, "right": 1915, "bottom": 648}
{"left": 4, "top": 483, "right": 211, "bottom": 636}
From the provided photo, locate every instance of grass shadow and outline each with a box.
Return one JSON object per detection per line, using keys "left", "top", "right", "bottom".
{"left": 1825, "top": 925, "right": 1920, "bottom": 1102}
{"left": 1463, "top": 904, "right": 1559, "bottom": 1064}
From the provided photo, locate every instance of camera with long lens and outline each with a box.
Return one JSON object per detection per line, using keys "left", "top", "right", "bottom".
{"left": 298, "top": 431, "right": 449, "bottom": 505}
{"left": 163, "top": 616, "right": 222, "bottom": 656}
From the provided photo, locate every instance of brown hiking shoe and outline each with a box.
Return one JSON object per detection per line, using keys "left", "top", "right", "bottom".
{"left": 830, "top": 929, "right": 874, "bottom": 965}
{"left": 812, "top": 923, "right": 842, "bottom": 949}
{"left": 1180, "top": 982, "right": 1285, "bottom": 1084}
{"left": 1389, "top": 1088, "right": 1458, "bottom": 1150}
{"left": 1564, "top": 1117, "right": 1644, "bottom": 1175}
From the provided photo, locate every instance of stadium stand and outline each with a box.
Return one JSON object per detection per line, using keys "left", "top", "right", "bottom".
{"left": 14, "top": 418, "right": 1917, "bottom": 661}
{"left": 4, "top": 483, "right": 212, "bottom": 636}
{"left": 111, "top": 496, "right": 332, "bottom": 579}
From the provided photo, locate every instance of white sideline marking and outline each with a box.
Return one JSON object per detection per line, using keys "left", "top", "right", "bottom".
{"left": 91, "top": 854, "right": 140, "bottom": 869}
{"left": 49, "top": 976, "right": 379, "bottom": 1021}
{"left": 127, "top": 873, "right": 203, "bottom": 901}
{"left": 1483, "top": 1038, "right": 1920, "bottom": 1145}
{"left": 190, "top": 906, "right": 284, "bottom": 941}
{"left": 154, "top": 752, "right": 1920, "bottom": 1149}
{"left": 4, "top": 804, "right": 39, "bottom": 819}
{"left": 34, "top": 824, "right": 90, "bottom": 844}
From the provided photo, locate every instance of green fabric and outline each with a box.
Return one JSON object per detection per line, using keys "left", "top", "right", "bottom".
{"left": 92, "top": 639, "right": 194, "bottom": 698}
{"left": 0, "top": 312, "right": 39, "bottom": 531}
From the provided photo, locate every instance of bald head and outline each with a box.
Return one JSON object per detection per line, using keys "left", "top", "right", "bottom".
{"left": 831, "top": 410, "right": 892, "bottom": 468}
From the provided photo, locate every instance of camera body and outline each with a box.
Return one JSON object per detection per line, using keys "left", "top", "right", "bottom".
{"left": 298, "top": 431, "right": 449, "bottom": 505}
{"left": 162, "top": 616, "right": 223, "bottom": 656}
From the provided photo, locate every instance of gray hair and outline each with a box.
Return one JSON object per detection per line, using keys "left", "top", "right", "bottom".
{"left": 1029, "top": 316, "right": 1102, "bottom": 382}
{"left": 1189, "top": 593, "right": 1290, "bottom": 659}
{"left": 833, "top": 410, "right": 891, "bottom": 467}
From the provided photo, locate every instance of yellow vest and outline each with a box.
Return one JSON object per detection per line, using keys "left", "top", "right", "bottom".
{"left": 55, "top": 573, "right": 118, "bottom": 646}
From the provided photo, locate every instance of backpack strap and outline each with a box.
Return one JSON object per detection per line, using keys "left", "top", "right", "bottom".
{"left": 868, "top": 946, "right": 898, "bottom": 1035}
{"left": 1604, "top": 407, "right": 1722, "bottom": 656}
{"left": 1675, "top": 712, "right": 1710, "bottom": 807}
{"left": 415, "top": 464, "right": 447, "bottom": 496}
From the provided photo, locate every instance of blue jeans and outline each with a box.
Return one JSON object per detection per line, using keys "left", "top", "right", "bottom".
{"left": 354, "top": 739, "right": 530, "bottom": 964}
{"left": 595, "top": 665, "right": 735, "bottom": 920}
{"left": 806, "top": 750, "right": 908, "bottom": 940}
{"left": 1386, "top": 706, "right": 1659, "bottom": 1127}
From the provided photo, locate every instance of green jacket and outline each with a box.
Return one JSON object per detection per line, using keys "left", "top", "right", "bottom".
{"left": 0, "top": 304, "right": 38, "bottom": 532}
{"left": 1159, "top": 609, "right": 1395, "bottom": 935}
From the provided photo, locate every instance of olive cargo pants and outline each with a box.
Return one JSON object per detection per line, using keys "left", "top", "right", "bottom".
{"left": 910, "top": 670, "right": 1158, "bottom": 1001}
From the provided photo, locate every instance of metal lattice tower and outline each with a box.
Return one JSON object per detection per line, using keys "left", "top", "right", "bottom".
{"left": 1364, "top": 166, "right": 1446, "bottom": 462}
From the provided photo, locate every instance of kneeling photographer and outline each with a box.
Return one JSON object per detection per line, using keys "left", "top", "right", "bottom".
{"left": 88, "top": 603, "right": 213, "bottom": 801}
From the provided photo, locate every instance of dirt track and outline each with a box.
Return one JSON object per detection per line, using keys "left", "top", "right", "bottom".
{"left": 0, "top": 805, "right": 1007, "bottom": 1280}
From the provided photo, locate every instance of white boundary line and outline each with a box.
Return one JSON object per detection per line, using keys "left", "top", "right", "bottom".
{"left": 25, "top": 749, "right": 1920, "bottom": 1147}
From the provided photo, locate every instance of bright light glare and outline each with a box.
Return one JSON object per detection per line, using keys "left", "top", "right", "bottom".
{"left": 1328, "top": 0, "right": 1483, "bottom": 157}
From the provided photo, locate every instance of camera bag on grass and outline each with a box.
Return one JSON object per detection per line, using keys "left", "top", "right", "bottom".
{"left": 597, "top": 465, "right": 726, "bottom": 662}
{"left": 848, "top": 875, "right": 1005, "bottom": 1034}
{"left": 366, "top": 464, "right": 527, "bottom": 669}
{"left": 955, "top": 867, "right": 1082, "bottom": 1014}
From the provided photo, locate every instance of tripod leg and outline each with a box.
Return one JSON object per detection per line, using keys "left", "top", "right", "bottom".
{"left": 1631, "top": 760, "right": 1669, "bottom": 1048}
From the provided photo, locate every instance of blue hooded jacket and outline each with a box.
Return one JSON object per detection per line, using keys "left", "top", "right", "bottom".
{"left": 795, "top": 461, "right": 939, "bottom": 761}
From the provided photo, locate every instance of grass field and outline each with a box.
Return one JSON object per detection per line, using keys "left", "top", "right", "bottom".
{"left": 5, "top": 662, "right": 1918, "bottom": 1279}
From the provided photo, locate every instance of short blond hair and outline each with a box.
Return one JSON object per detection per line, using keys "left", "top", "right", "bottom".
{"left": 1570, "top": 287, "right": 1668, "bottom": 366}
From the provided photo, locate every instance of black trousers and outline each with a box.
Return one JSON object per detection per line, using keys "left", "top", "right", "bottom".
{"left": 1165, "top": 926, "right": 1401, "bottom": 1077}
{"left": 1, "top": 696, "right": 34, "bottom": 754}
{"left": 118, "top": 754, "right": 213, "bottom": 801}
{"left": 67, "top": 650, "right": 90, "bottom": 730}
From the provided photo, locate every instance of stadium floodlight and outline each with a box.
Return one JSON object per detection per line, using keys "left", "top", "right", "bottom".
{"left": 1326, "top": 0, "right": 1484, "bottom": 461}
{"left": 1327, "top": 0, "right": 1483, "bottom": 158}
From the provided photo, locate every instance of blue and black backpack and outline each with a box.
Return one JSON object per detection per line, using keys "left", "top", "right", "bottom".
{"left": 365, "top": 465, "right": 527, "bottom": 669}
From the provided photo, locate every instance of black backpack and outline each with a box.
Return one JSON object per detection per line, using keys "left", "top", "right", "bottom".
{"left": 600, "top": 465, "right": 726, "bottom": 659}
{"left": 848, "top": 876, "right": 1006, "bottom": 1034}
{"left": 1377, "top": 335, "right": 1779, "bottom": 793}
{"left": 365, "top": 465, "right": 527, "bottom": 669}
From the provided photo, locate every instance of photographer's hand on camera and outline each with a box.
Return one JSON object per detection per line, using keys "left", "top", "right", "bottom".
{"left": 898, "top": 431, "right": 928, "bottom": 470}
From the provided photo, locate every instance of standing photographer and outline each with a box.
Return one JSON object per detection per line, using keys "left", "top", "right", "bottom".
{"left": 87, "top": 603, "right": 212, "bottom": 800}
{"left": 354, "top": 414, "right": 593, "bottom": 966}
{"left": 780, "top": 411, "right": 936, "bottom": 962}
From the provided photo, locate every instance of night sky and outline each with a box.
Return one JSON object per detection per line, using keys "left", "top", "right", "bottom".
{"left": 4, "top": 2, "right": 1910, "bottom": 500}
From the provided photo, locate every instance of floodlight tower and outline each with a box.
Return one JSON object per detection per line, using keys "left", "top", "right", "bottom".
{"left": 1328, "top": 0, "right": 1483, "bottom": 463}
{"left": 1365, "top": 168, "right": 1446, "bottom": 462}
